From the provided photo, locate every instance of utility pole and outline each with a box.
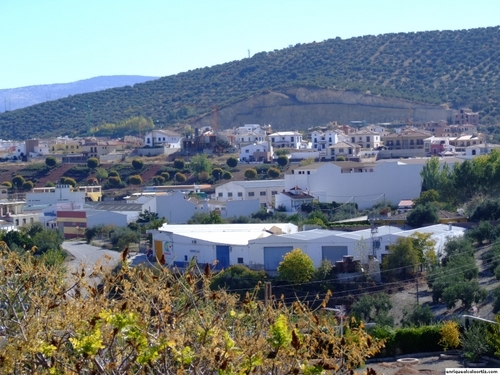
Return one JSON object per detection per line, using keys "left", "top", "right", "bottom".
{"left": 264, "top": 282, "right": 272, "bottom": 306}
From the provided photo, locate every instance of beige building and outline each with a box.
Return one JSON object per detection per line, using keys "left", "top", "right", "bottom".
{"left": 349, "top": 130, "right": 382, "bottom": 149}
{"left": 382, "top": 128, "right": 431, "bottom": 151}
{"left": 454, "top": 108, "right": 479, "bottom": 126}
{"left": 328, "top": 141, "right": 361, "bottom": 160}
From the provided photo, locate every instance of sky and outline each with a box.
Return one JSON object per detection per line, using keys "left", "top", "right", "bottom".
{"left": 0, "top": 0, "right": 499, "bottom": 90}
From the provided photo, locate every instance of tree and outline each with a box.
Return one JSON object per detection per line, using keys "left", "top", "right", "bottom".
{"left": 108, "top": 170, "right": 120, "bottom": 178}
{"left": 244, "top": 168, "right": 257, "bottom": 179}
{"left": 383, "top": 237, "right": 420, "bottom": 279}
{"left": 107, "top": 175, "right": 122, "bottom": 187}
{"left": 210, "top": 265, "right": 266, "bottom": 298}
{"left": 95, "top": 167, "right": 108, "bottom": 182}
{"left": 87, "top": 157, "right": 99, "bottom": 169}
{"left": 60, "top": 177, "right": 77, "bottom": 187}
{"left": 222, "top": 171, "right": 232, "bottom": 180}
{"left": 0, "top": 250, "right": 383, "bottom": 374}
{"left": 152, "top": 175, "right": 165, "bottom": 186}
{"left": 160, "top": 172, "right": 171, "bottom": 181}
{"left": 173, "top": 158, "right": 185, "bottom": 170}
{"left": 277, "top": 155, "right": 289, "bottom": 168}
{"left": 420, "top": 156, "right": 442, "bottom": 191}
{"left": 267, "top": 167, "right": 280, "bottom": 178}
{"left": 277, "top": 248, "right": 315, "bottom": 283}
{"left": 351, "top": 293, "right": 393, "bottom": 325}
{"left": 1, "top": 181, "right": 12, "bottom": 189}
{"left": 45, "top": 156, "right": 57, "bottom": 167}
{"left": 413, "top": 189, "right": 440, "bottom": 207}
{"left": 406, "top": 202, "right": 439, "bottom": 228}
{"left": 128, "top": 175, "right": 143, "bottom": 186}
{"left": 190, "top": 154, "right": 213, "bottom": 175}
{"left": 175, "top": 172, "right": 186, "bottom": 183}
{"left": 211, "top": 167, "right": 224, "bottom": 179}
{"left": 22, "top": 181, "right": 34, "bottom": 191}
{"left": 401, "top": 304, "right": 434, "bottom": 327}
{"left": 132, "top": 158, "right": 144, "bottom": 170}
{"left": 226, "top": 156, "right": 238, "bottom": 168}
{"left": 193, "top": 172, "right": 207, "bottom": 183}
{"left": 12, "top": 175, "right": 25, "bottom": 189}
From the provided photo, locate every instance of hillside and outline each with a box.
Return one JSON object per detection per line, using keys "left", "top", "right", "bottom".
{"left": 0, "top": 75, "right": 158, "bottom": 114}
{"left": 0, "top": 26, "right": 499, "bottom": 139}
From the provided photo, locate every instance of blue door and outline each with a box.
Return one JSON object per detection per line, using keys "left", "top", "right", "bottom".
{"left": 216, "top": 245, "right": 230, "bottom": 270}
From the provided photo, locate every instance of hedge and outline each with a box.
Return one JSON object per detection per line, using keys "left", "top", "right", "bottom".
{"left": 370, "top": 324, "right": 443, "bottom": 357}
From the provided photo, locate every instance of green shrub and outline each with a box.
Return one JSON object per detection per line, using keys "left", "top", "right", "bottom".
{"left": 370, "top": 324, "right": 442, "bottom": 357}
{"left": 394, "top": 325, "right": 442, "bottom": 355}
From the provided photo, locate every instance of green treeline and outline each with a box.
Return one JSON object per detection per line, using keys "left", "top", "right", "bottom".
{"left": 0, "top": 26, "right": 499, "bottom": 139}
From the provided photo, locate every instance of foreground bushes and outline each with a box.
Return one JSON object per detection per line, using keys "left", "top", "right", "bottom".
{"left": 0, "top": 249, "right": 383, "bottom": 374}
{"left": 370, "top": 325, "right": 443, "bottom": 356}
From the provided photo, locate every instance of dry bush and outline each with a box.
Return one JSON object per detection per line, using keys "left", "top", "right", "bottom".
{"left": 0, "top": 247, "right": 383, "bottom": 374}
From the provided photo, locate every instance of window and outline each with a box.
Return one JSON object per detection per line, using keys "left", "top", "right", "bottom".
{"left": 329, "top": 137, "right": 332, "bottom": 142}
{"left": 260, "top": 191, "right": 266, "bottom": 196}
{"left": 366, "top": 137, "right": 370, "bottom": 142}
{"left": 351, "top": 137, "right": 355, "bottom": 142}
{"left": 290, "top": 137, "right": 294, "bottom": 142}
{"left": 184, "top": 255, "right": 188, "bottom": 261}
{"left": 245, "top": 149, "right": 249, "bottom": 153}
{"left": 228, "top": 192, "right": 233, "bottom": 197}
{"left": 218, "top": 192, "right": 223, "bottom": 197}
{"left": 237, "top": 192, "right": 243, "bottom": 197}
{"left": 248, "top": 192, "right": 255, "bottom": 197}
{"left": 271, "top": 191, "right": 278, "bottom": 195}
{"left": 237, "top": 257, "right": 244, "bottom": 264}
{"left": 307, "top": 171, "right": 310, "bottom": 175}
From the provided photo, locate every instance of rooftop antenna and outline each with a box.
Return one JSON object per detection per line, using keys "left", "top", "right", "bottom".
{"left": 248, "top": 49, "right": 250, "bottom": 58}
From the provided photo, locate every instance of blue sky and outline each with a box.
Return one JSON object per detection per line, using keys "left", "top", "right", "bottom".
{"left": 0, "top": 0, "right": 499, "bottom": 90}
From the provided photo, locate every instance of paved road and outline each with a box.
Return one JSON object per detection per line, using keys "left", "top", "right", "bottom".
{"left": 62, "top": 240, "right": 122, "bottom": 276}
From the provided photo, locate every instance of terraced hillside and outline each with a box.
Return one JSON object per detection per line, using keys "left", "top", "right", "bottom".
{"left": 0, "top": 26, "right": 498, "bottom": 139}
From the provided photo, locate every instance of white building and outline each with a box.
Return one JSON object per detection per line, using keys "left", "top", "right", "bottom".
{"left": 285, "top": 160, "right": 426, "bottom": 210}
{"left": 234, "top": 124, "right": 267, "bottom": 146}
{"left": 274, "top": 187, "right": 315, "bottom": 212}
{"left": 26, "top": 185, "right": 86, "bottom": 207}
{"left": 150, "top": 223, "right": 464, "bottom": 272}
{"left": 151, "top": 223, "right": 298, "bottom": 269}
{"left": 269, "top": 131, "right": 303, "bottom": 149}
{"left": 464, "top": 144, "right": 500, "bottom": 159}
{"left": 311, "top": 130, "right": 339, "bottom": 154}
{"left": 154, "top": 192, "right": 261, "bottom": 223}
{"left": 144, "top": 129, "right": 182, "bottom": 148}
{"left": 239, "top": 142, "right": 272, "bottom": 162}
{"left": 215, "top": 180, "right": 285, "bottom": 208}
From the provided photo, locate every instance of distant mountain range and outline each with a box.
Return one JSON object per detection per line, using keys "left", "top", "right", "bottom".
{"left": 0, "top": 26, "right": 499, "bottom": 140}
{"left": 0, "top": 75, "right": 158, "bottom": 112}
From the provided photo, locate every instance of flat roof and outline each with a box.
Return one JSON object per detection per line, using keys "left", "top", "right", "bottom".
{"left": 227, "top": 180, "right": 285, "bottom": 188}
{"left": 158, "top": 223, "right": 298, "bottom": 246}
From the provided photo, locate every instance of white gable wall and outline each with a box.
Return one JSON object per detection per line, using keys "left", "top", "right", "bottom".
{"left": 285, "top": 162, "right": 423, "bottom": 209}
